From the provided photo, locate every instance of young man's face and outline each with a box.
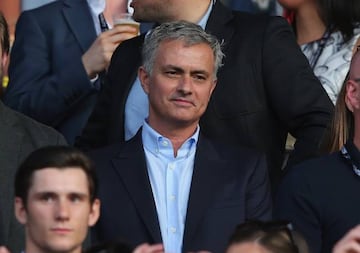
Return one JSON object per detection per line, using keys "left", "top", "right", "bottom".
{"left": 15, "top": 168, "right": 100, "bottom": 253}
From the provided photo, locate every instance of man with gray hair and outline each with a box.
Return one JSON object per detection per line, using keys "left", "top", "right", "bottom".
{"left": 89, "top": 21, "right": 272, "bottom": 253}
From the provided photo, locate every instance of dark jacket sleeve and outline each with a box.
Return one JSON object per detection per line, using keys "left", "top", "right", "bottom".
{"left": 4, "top": 10, "right": 96, "bottom": 127}
{"left": 261, "top": 16, "right": 333, "bottom": 165}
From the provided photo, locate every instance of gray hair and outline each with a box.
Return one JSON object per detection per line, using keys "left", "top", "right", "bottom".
{"left": 142, "top": 21, "right": 224, "bottom": 78}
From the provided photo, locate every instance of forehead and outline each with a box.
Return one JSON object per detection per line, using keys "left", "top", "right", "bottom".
{"left": 155, "top": 39, "right": 214, "bottom": 66}
{"left": 350, "top": 52, "right": 360, "bottom": 77}
{"left": 29, "top": 168, "right": 89, "bottom": 195}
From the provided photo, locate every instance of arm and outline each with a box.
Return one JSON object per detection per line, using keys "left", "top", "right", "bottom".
{"left": 262, "top": 16, "right": 334, "bottom": 165}
{"left": 76, "top": 35, "right": 144, "bottom": 150}
{"left": 4, "top": 11, "right": 96, "bottom": 126}
{"left": 4, "top": 10, "right": 137, "bottom": 128}
{"left": 246, "top": 153, "right": 272, "bottom": 221}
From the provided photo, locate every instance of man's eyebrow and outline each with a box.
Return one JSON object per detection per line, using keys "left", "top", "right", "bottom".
{"left": 191, "top": 70, "right": 210, "bottom": 75}
{"left": 163, "top": 65, "right": 184, "bottom": 71}
{"left": 33, "top": 191, "right": 88, "bottom": 197}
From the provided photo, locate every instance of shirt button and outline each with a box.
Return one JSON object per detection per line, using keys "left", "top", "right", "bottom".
{"left": 170, "top": 227, "right": 177, "bottom": 233}
{"left": 162, "top": 140, "right": 168, "bottom": 146}
{"left": 168, "top": 164, "right": 174, "bottom": 170}
{"left": 170, "top": 195, "right": 176, "bottom": 200}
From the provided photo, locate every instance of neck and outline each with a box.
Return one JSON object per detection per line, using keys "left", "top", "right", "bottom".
{"left": 103, "top": 0, "right": 128, "bottom": 26}
{"left": 175, "top": 0, "right": 211, "bottom": 23}
{"left": 148, "top": 119, "right": 198, "bottom": 157}
{"left": 295, "top": 3, "right": 326, "bottom": 45}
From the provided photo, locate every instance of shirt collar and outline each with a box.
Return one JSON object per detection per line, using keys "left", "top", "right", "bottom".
{"left": 87, "top": 0, "right": 133, "bottom": 16}
{"left": 87, "top": 0, "right": 106, "bottom": 17}
{"left": 198, "top": 0, "right": 215, "bottom": 29}
{"left": 142, "top": 120, "right": 199, "bottom": 158}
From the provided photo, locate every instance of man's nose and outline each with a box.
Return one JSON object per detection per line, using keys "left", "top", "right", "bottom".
{"left": 55, "top": 200, "right": 70, "bottom": 221}
{"left": 178, "top": 75, "right": 192, "bottom": 93}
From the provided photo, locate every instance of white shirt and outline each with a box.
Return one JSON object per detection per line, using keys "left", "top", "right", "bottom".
{"left": 87, "top": 0, "right": 133, "bottom": 35}
{"left": 142, "top": 121, "right": 199, "bottom": 253}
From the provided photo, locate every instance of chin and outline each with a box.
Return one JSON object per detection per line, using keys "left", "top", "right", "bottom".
{"left": 44, "top": 240, "right": 79, "bottom": 253}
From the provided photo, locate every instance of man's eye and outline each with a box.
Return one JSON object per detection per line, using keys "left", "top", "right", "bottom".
{"left": 41, "top": 195, "right": 54, "bottom": 203}
{"left": 69, "top": 195, "right": 83, "bottom": 203}
{"left": 194, "top": 75, "right": 206, "bottom": 80}
{"left": 165, "top": 71, "right": 178, "bottom": 76}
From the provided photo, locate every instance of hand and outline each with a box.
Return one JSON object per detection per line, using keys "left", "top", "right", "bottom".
{"left": 333, "top": 225, "right": 360, "bottom": 253}
{"left": 133, "top": 243, "right": 164, "bottom": 253}
{"left": 0, "top": 246, "right": 10, "bottom": 253}
{"left": 82, "top": 24, "right": 138, "bottom": 78}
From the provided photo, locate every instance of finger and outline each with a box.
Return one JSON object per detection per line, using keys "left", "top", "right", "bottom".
{"left": 112, "top": 24, "right": 139, "bottom": 34}
{"left": 0, "top": 246, "right": 10, "bottom": 253}
{"left": 133, "top": 243, "right": 164, "bottom": 253}
{"left": 333, "top": 240, "right": 360, "bottom": 253}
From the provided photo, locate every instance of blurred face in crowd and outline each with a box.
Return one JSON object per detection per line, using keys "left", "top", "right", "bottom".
{"left": 139, "top": 39, "right": 217, "bottom": 133}
{"left": 15, "top": 168, "right": 100, "bottom": 253}
{"left": 345, "top": 51, "right": 360, "bottom": 149}
{"left": 130, "top": 0, "right": 203, "bottom": 23}
{"left": 0, "top": 34, "right": 7, "bottom": 81}
{"left": 130, "top": 0, "right": 179, "bottom": 23}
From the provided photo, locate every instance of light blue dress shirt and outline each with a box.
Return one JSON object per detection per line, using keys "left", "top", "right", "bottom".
{"left": 142, "top": 121, "right": 199, "bottom": 253}
{"left": 124, "top": 0, "right": 215, "bottom": 140}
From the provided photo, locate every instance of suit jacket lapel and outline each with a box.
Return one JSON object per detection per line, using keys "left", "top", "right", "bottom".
{"left": 205, "top": 1, "right": 234, "bottom": 55}
{"left": 183, "top": 135, "right": 228, "bottom": 250}
{"left": 111, "top": 131, "right": 162, "bottom": 243}
{"left": 62, "top": 0, "right": 97, "bottom": 52}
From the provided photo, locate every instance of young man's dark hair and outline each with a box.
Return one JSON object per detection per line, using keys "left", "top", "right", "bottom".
{"left": 15, "top": 145, "right": 98, "bottom": 206}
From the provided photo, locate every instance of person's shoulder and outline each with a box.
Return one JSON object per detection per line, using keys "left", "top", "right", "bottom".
{"left": 284, "top": 152, "right": 343, "bottom": 183}
{"left": 230, "top": 8, "right": 281, "bottom": 22}
{"left": 0, "top": 103, "right": 66, "bottom": 145}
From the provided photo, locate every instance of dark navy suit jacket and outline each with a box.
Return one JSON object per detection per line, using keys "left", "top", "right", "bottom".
{"left": 89, "top": 130, "right": 272, "bottom": 253}
{"left": 4, "top": 0, "right": 100, "bottom": 144}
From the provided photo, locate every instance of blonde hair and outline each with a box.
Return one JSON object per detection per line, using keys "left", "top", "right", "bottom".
{"left": 326, "top": 74, "right": 354, "bottom": 152}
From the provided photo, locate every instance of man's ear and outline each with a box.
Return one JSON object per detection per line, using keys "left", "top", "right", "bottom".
{"left": 14, "top": 197, "right": 27, "bottom": 225}
{"left": 210, "top": 79, "right": 217, "bottom": 95}
{"left": 138, "top": 66, "right": 150, "bottom": 95}
{"left": 88, "top": 199, "right": 100, "bottom": 227}
{"left": 345, "top": 80, "right": 360, "bottom": 112}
